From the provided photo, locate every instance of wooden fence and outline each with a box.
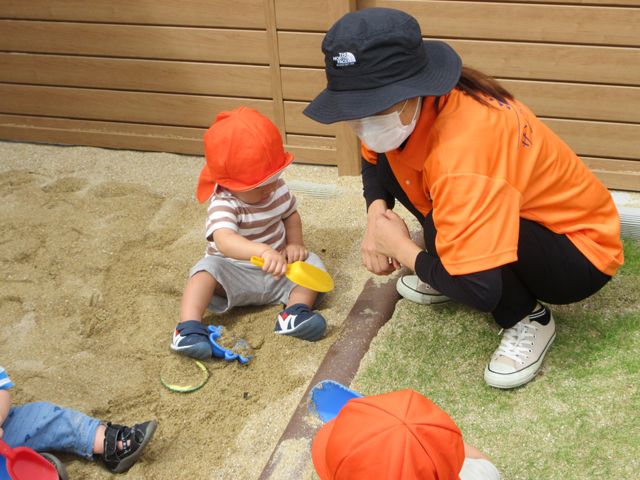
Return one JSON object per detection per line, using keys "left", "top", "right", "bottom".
{"left": 0, "top": 0, "right": 639, "bottom": 188}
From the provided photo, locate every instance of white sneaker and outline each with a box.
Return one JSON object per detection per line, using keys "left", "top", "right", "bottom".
{"left": 484, "top": 307, "right": 556, "bottom": 389}
{"left": 396, "top": 275, "right": 451, "bottom": 305}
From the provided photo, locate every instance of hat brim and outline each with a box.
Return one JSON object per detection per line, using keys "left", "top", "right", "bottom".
{"left": 311, "top": 418, "right": 337, "bottom": 480}
{"left": 303, "top": 40, "right": 462, "bottom": 124}
{"left": 196, "top": 152, "right": 294, "bottom": 203}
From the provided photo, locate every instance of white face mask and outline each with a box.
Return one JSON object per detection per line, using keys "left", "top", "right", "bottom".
{"left": 346, "top": 98, "right": 422, "bottom": 153}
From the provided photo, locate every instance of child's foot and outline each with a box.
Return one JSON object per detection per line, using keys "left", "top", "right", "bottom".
{"left": 40, "top": 452, "right": 69, "bottom": 480}
{"left": 275, "top": 303, "right": 326, "bottom": 342}
{"left": 171, "top": 320, "right": 213, "bottom": 360}
{"left": 101, "top": 420, "right": 157, "bottom": 474}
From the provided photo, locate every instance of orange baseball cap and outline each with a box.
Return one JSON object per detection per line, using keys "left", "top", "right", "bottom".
{"left": 197, "top": 107, "right": 294, "bottom": 203}
{"left": 312, "top": 389, "right": 465, "bottom": 480}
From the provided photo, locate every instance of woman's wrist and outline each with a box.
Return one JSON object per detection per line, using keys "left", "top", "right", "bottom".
{"left": 395, "top": 239, "right": 422, "bottom": 270}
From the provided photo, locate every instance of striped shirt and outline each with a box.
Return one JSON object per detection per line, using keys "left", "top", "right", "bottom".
{"left": 0, "top": 366, "right": 13, "bottom": 390}
{"left": 205, "top": 178, "right": 299, "bottom": 259}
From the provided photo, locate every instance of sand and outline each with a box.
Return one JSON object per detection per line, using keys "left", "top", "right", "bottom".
{"left": 0, "top": 141, "right": 377, "bottom": 479}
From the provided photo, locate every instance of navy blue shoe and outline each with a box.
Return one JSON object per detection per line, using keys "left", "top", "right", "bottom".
{"left": 275, "top": 304, "right": 326, "bottom": 342}
{"left": 171, "top": 320, "right": 213, "bottom": 360}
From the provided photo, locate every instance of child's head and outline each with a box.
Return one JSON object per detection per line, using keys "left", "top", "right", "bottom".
{"left": 197, "top": 107, "right": 294, "bottom": 203}
{"left": 311, "top": 389, "right": 465, "bottom": 480}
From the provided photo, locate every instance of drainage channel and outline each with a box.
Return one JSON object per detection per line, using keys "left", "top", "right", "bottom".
{"left": 257, "top": 268, "right": 407, "bottom": 480}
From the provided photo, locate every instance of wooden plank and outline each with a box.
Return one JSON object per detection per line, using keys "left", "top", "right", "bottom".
{"left": 286, "top": 134, "right": 336, "bottom": 149}
{"left": 0, "top": 114, "right": 206, "bottom": 138}
{"left": 0, "top": 21, "right": 270, "bottom": 64}
{"left": 0, "top": 53, "right": 273, "bottom": 98}
{"left": 357, "top": 0, "right": 640, "bottom": 47}
{"left": 276, "top": 0, "right": 640, "bottom": 32}
{"left": 284, "top": 145, "right": 338, "bottom": 166}
{"left": 0, "top": 84, "right": 275, "bottom": 128}
{"left": 284, "top": 101, "right": 338, "bottom": 136}
{"left": 579, "top": 157, "right": 640, "bottom": 190}
{"left": 275, "top": 0, "right": 331, "bottom": 31}
{"left": 592, "top": 170, "right": 640, "bottom": 191}
{"left": 580, "top": 157, "right": 640, "bottom": 173}
{"left": 0, "top": 0, "right": 266, "bottom": 29}
{"left": 497, "top": 80, "right": 640, "bottom": 124}
{"left": 281, "top": 67, "right": 325, "bottom": 101}
{"left": 278, "top": 32, "right": 324, "bottom": 67}
{"left": 278, "top": 32, "right": 640, "bottom": 86}
{"left": 0, "top": 115, "right": 206, "bottom": 155}
{"left": 542, "top": 118, "right": 639, "bottom": 160}
{"left": 449, "top": 39, "right": 640, "bottom": 86}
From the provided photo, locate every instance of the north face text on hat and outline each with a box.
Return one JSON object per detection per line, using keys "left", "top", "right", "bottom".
{"left": 333, "top": 52, "right": 358, "bottom": 67}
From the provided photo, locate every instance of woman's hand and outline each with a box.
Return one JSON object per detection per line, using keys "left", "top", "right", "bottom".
{"left": 361, "top": 226, "right": 400, "bottom": 275}
{"left": 261, "top": 248, "right": 288, "bottom": 280}
{"left": 371, "top": 210, "right": 421, "bottom": 271}
{"left": 284, "top": 243, "right": 308, "bottom": 263}
{"left": 361, "top": 202, "right": 402, "bottom": 276}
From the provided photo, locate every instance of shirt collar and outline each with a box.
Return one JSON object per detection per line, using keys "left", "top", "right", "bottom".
{"left": 392, "top": 95, "right": 448, "bottom": 171}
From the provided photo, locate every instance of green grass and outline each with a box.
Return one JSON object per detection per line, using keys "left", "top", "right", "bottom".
{"left": 351, "top": 238, "right": 640, "bottom": 480}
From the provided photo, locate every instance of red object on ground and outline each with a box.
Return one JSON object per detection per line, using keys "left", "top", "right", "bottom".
{"left": 0, "top": 439, "right": 58, "bottom": 480}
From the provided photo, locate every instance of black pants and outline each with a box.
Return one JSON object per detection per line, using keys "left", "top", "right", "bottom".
{"left": 422, "top": 213, "right": 611, "bottom": 327}
{"left": 375, "top": 154, "right": 612, "bottom": 328}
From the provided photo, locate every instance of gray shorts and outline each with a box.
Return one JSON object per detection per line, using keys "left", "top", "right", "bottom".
{"left": 189, "top": 252, "right": 328, "bottom": 313}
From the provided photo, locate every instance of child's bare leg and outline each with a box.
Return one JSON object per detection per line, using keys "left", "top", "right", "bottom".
{"left": 93, "top": 424, "right": 106, "bottom": 454}
{"left": 286, "top": 285, "right": 318, "bottom": 309}
{"left": 179, "top": 271, "right": 225, "bottom": 322}
{"left": 92, "top": 424, "right": 138, "bottom": 454}
{"left": 172, "top": 271, "right": 224, "bottom": 359}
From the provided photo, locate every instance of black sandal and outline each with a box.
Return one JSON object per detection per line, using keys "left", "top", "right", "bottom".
{"left": 101, "top": 420, "right": 157, "bottom": 473}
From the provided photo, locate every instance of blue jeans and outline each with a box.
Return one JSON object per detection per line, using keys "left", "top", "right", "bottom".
{"left": 1, "top": 401, "right": 102, "bottom": 459}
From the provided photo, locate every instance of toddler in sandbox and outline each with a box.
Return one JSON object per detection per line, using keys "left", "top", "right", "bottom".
{"left": 171, "top": 107, "right": 328, "bottom": 360}
{"left": 0, "top": 365, "right": 156, "bottom": 478}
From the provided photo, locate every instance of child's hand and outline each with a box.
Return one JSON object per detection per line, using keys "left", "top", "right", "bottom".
{"left": 261, "top": 249, "right": 288, "bottom": 280}
{"left": 284, "top": 244, "right": 308, "bottom": 263}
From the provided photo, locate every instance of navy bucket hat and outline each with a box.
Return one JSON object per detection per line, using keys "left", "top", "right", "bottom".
{"left": 303, "top": 8, "right": 462, "bottom": 125}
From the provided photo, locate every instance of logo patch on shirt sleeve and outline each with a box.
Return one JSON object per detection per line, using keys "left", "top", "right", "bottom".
{"left": 332, "top": 52, "right": 358, "bottom": 67}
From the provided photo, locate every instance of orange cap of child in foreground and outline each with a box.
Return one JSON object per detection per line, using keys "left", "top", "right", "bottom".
{"left": 197, "top": 107, "right": 294, "bottom": 203}
{"left": 312, "top": 389, "right": 465, "bottom": 480}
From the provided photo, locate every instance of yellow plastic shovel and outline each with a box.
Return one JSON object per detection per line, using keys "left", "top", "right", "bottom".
{"left": 250, "top": 256, "right": 334, "bottom": 292}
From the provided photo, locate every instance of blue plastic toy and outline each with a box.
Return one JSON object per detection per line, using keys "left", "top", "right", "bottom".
{"left": 208, "top": 326, "right": 251, "bottom": 364}
{"left": 307, "top": 380, "right": 363, "bottom": 422}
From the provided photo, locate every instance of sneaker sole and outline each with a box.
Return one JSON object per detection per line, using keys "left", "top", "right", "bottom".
{"left": 276, "top": 314, "right": 326, "bottom": 342}
{"left": 484, "top": 331, "right": 556, "bottom": 389}
{"left": 396, "top": 277, "right": 451, "bottom": 305}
